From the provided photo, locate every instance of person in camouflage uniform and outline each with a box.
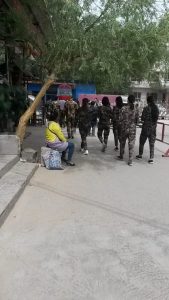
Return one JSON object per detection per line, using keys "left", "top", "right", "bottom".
{"left": 89, "top": 101, "right": 98, "bottom": 136}
{"left": 97, "top": 97, "right": 113, "bottom": 152}
{"left": 136, "top": 95, "right": 159, "bottom": 164}
{"left": 58, "top": 99, "right": 66, "bottom": 127}
{"left": 77, "top": 98, "right": 91, "bottom": 155}
{"left": 119, "top": 95, "right": 139, "bottom": 166}
{"left": 53, "top": 100, "right": 61, "bottom": 119}
{"left": 112, "top": 96, "right": 123, "bottom": 151}
{"left": 65, "top": 98, "right": 78, "bottom": 139}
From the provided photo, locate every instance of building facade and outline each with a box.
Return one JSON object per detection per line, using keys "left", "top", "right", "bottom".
{"left": 131, "top": 80, "right": 169, "bottom": 109}
{"left": 0, "top": 0, "right": 52, "bottom": 84}
{"left": 0, "top": 0, "right": 52, "bottom": 131}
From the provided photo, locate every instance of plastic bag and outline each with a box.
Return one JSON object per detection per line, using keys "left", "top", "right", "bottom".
{"left": 42, "top": 149, "right": 63, "bottom": 170}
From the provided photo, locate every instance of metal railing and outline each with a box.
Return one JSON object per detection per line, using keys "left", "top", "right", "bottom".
{"left": 156, "top": 122, "right": 169, "bottom": 145}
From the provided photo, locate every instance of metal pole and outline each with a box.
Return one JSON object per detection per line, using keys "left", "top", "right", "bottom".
{"left": 42, "top": 93, "right": 47, "bottom": 125}
{"left": 5, "top": 42, "right": 10, "bottom": 83}
{"left": 162, "top": 123, "right": 165, "bottom": 142}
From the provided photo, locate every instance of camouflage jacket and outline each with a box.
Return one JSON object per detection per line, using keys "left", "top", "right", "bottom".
{"left": 65, "top": 100, "right": 78, "bottom": 119}
{"left": 98, "top": 106, "right": 113, "bottom": 126}
{"left": 53, "top": 102, "right": 60, "bottom": 112}
{"left": 120, "top": 105, "right": 139, "bottom": 133}
{"left": 77, "top": 107, "right": 91, "bottom": 128}
{"left": 112, "top": 106, "right": 122, "bottom": 127}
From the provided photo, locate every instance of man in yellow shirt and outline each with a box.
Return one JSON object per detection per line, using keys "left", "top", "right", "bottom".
{"left": 45, "top": 111, "right": 75, "bottom": 166}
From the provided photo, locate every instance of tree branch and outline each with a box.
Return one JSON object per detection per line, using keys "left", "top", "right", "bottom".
{"left": 84, "top": 0, "right": 112, "bottom": 34}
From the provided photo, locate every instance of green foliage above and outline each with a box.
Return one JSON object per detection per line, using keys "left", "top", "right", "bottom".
{"left": 2, "top": 0, "right": 169, "bottom": 92}
{"left": 41, "top": 0, "right": 169, "bottom": 92}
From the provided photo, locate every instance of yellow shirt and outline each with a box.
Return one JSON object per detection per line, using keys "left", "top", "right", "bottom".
{"left": 45, "top": 121, "right": 67, "bottom": 143}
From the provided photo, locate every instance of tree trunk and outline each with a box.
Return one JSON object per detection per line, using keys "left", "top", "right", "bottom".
{"left": 16, "top": 76, "right": 55, "bottom": 143}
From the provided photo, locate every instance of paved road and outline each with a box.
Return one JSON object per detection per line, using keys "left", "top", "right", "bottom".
{"left": 0, "top": 128, "right": 169, "bottom": 300}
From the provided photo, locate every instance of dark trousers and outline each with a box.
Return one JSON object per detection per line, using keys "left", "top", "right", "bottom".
{"left": 113, "top": 126, "right": 121, "bottom": 148}
{"left": 97, "top": 124, "right": 110, "bottom": 145}
{"left": 139, "top": 130, "right": 156, "bottom": 159}
{"left": 89, "top": 120, "right": 97, "bottom": 136}
{"left": 59, "top": 111, "right": 65, "bottom": 127}
{"left": 79, "top": 126, "right": 89, "bottom": 150}
{"left": 62, "top": 141, "right": 75, "bottom": 161}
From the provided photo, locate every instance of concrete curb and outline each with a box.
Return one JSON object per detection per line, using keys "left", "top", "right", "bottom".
{"left": 0, "top": 155, "right": 19, "bottom": 179}
{"left": 0, "top": 162, "right": 38, "bottom": 227}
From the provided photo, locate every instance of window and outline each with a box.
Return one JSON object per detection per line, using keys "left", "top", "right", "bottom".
{"left": 0, "top": 41, "right": 5, "bottom": 65}
{"left": 134, "top": 92, "right": 141, "bottom": 101}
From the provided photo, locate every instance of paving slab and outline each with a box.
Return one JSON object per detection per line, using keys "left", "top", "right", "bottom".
{"left": 0, "top": 155, "right": 19, "bottom": 178}
{"left": 0, "top": 161, "right": 38, "bottom": 227}
{"left": 0, "top": 127, "right": 169, "bottom": 300}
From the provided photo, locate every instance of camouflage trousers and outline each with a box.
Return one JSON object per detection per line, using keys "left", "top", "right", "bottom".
{"left": 97, "top": 124, "right": 110, "bottom": 145}
{"left": 59, "top": 111, "right": 65, "bottom": 127}
{"left": 139, "top": 127, "right": 156, "bottom": 159}
{"left": 120, "top": 130, "right": 136, "bottom": 160}
{"left": 67, "top": 117, "right": 75, "bottom": 138}
{"left": 79, "top": 126, "right": 89, "bottom": 150}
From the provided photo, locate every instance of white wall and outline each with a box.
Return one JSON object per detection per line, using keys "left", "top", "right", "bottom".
{"left": 132, "top": 87, "right": 165, "bottom": 107}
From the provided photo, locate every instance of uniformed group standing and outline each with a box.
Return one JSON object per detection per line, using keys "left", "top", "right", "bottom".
{"left": 49, "top": 94, "right": 159, "bottom": 166}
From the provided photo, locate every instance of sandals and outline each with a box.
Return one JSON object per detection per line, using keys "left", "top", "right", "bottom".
{"left": 62, "top": 158, "right": 75, "bottom": 166}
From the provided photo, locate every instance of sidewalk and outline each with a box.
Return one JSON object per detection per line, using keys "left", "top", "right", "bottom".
{"left": 0, "top": 126, "right": 169, "bottom": 300}
{"left": 22, "top": 124, "right": 169, "bottom": 158}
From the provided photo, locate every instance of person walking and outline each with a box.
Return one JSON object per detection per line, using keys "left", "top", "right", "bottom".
{"left": 118, "top": 95, "right": 139, "bottom": 166}
{"left": 97, "top": 96, "right": 113, "bottom": 152}
{"left": 112, "top": 96, "right": 123, "bottom": 151}
{"left": 89, "top": 101, "right": 98, "bottom": 136}
{"left": 65, "top": 98, "right": 78, "bottom": 139}
{"left": 136, "top": 95, "right": 159, "bottom": 164}
{"left": 58, "top": 99, "right": 66, "bottom": 127}
{"left": 78, "top": 98, "right": 91, "bottom": 155}
{"left": 45, "top": 110, "right": 75, "bottom": 166}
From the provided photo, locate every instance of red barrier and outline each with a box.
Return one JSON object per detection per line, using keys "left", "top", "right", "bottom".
{"left": 162, "top": 149, "right": 169, "bottom": 157}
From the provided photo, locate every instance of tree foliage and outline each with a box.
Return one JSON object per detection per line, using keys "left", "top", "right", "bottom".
{"left": 1, "top": 0, "right": 168, "bottom": 91}
{"left": 37, "top": 0, "right": 169, "bottom": 92}
{"left": 1, "top": 0, "right": 169, "bottom": 92}
{"left": 16, "top": 0, "right": 169, "bottom": 140}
